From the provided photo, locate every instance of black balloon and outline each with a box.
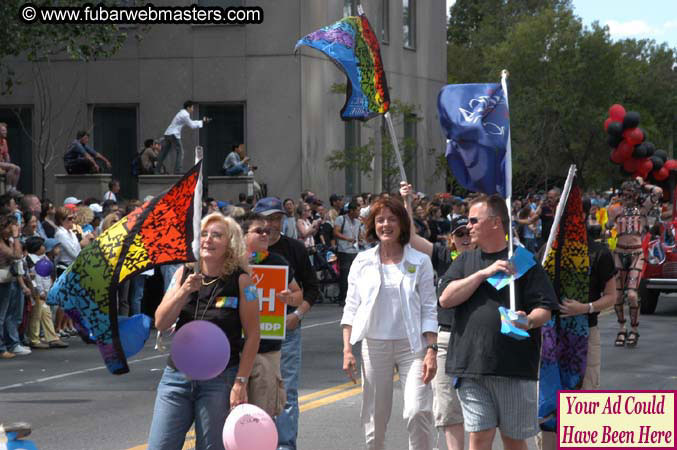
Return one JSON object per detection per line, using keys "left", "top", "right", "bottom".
{"left": 607, "top": 121, "right": 624, "bottom": 137}
{"left": 633, "top": 143, "right": 648, "bottom": 158}
{"left": 650, "top": 156, "right": 664, "bottom": 171}
{"left": 645, "top": 141, "right": 656, "bottom": 156}
{"left": 622, "top": 111, "right": 640, "bottom": 129}
{"left": 655, "top": 149, "right": 668, "bottom": 162}
{"left": 608, "top": 134, "right": 623, "bottom": 148}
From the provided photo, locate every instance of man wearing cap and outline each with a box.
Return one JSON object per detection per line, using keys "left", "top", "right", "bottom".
{"left": 63, "top": 196, "right": 82, "bottom": 206}
{"left": 253, "top": 197, "right": 319, "bottom": 450}
{"left": 333, "top": 202, "right": 361, "bottom": 306}
{"left": 64, "top": 131, "right": 112, "bottom": 174}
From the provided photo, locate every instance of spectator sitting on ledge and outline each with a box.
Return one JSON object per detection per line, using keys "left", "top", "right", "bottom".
{"left": 223, "top": 143, "right": 254, "bottom": 176}
{"left": 63, "top": 131, "right": 111, "bottom": 175}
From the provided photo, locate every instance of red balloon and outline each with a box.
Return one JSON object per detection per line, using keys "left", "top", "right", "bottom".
{"left": 654, "top": 167, "right": 669, "bottom": 181}
{"left": 604, "top": 117, "right": 613, "bottom": 132}
{"left": 623, "top": 127, "right": 644, "bottom": 146}
{"left": 664, "top": 159, "right": 677, "bottom": 171}
{"left": 617, "top": 140, "right": 634, "bottom": 161}
{"left": 609, "top": 104, "right": 626, "bottom": 122}
{"left": 610, "top": 149, "right": 625, "bottom": 164}
{"left": 639, "top": 158, "right": 653, "bottom": 178}
{"left": 623, "top": 157, "right": 641, "bottom": 173}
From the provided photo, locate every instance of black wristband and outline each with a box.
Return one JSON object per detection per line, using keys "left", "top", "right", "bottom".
{"left": 426, "top": 344, "right": 438, "bottom": 352}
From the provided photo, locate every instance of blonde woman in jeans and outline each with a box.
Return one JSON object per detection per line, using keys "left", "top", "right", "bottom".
{"left": 341, "top": 197, "right": 438, "bottom": 450}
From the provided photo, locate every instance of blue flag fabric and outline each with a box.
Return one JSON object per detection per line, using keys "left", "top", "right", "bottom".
{"left": 438, "top": 83, "right": 510, "bottom": 196}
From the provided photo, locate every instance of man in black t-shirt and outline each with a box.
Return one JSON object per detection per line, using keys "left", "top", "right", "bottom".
{"left": 438, "top": 194, "right": 558, "bottom": 449}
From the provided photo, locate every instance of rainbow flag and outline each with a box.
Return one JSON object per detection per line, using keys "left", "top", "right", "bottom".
{"left": 47, "top": 162, "right": 203, "bottom": 374}
{"left": 294, "top": 13, "right": 390, "bottom": 121}
{"left": 539, "top": 184, "right": 590, "bottom": 431}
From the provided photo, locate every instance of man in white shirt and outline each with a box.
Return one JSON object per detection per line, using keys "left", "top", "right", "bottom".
{"left": 103, "top": 179, "right": 120, "bottom": 202}
{"left": 155, "top": 101, "right": 210, "bottom": 174}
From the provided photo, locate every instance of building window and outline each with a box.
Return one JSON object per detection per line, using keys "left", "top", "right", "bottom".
{"left": 381, "top": 0, "right": 390, "bottom": 43}
{"left": 403, "top": 0, "right": 416, "bottom": 49}
{"left": 404, "top": 112, "right": 417, "bottom": 184}
{"left": 198, "top": 103, "right": 245, "bottom": 177}
{"left": 197, "top": 0, "right": 243, "bottom": 6}
{"left": 92, "top": 106, "right": 137, "bottom": 199}
{"left": 343, "top": 0, "right": 358, "bottom": 17}
{"left": 345, "top": 121, "right": 361, "bottom": 196}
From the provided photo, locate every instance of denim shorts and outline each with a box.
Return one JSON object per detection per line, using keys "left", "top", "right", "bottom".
{"left": 457, "top": 376, "right": 538, "bottom": 439}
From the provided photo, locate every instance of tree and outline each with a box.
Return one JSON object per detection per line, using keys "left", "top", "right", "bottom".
{"left": 0, "top": 0, "right": 134, "bottom": 94}
{"left": 326, "top": 100, "right": 421, "bottom": 193}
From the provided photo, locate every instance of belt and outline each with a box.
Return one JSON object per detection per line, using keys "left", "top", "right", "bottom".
{"left": 439, "top": 324, "right": 451, "bottom": 332}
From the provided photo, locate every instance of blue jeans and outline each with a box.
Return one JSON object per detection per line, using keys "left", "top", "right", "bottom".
{"left": 224, "top": 163, "right": 248, "bottom": 176}
{"left": 276, "top": 326, "right": 302, "bottom": 450}
{"left": 161, "top": 264, "right": 180, "bottom": 292}
{"left": 130, "top": 275, "right": 146, "bottom": 316}
{"left": 156, "top": 135, "right": 184, "bottom": 174}
{"left": 0, "top": 281, "right": 22, "bottom": 351}
{"left": 147, "top": 365, "right": 237, "bottom": 450}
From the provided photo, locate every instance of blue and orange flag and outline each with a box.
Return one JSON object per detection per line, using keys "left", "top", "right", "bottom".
{"left": 294, "top": 13, "right": 390, "bottom": 121}
{"left": 438, "top": 83, "right": 511, "bottom": 196}
{"left": 47, "top": 162, "right": 203, "bottom": 374}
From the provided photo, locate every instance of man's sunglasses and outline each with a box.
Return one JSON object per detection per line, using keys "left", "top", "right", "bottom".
{"left": 468, "top": 215, "right": 497, "bottom": 225}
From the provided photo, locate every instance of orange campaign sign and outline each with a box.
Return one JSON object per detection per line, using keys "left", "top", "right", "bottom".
{"left": 250, "top": 265, "right": 288, "bottom": 340}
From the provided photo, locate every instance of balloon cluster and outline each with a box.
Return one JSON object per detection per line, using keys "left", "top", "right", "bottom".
{"left": 606, "top": 104, "right": 675, "bottom": 181}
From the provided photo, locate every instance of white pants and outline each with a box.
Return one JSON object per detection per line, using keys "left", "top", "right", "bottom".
{"left": 360, "top": 338, "right": 434, "bottom": 450}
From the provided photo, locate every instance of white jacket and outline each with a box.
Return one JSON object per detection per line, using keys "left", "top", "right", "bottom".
{"left": 340, "top": 244, "right": 438, "bottom": 353}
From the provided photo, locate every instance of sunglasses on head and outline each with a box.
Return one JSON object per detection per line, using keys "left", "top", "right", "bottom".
{"left": 250, "top": 227, "right": 271, "bottom": 235}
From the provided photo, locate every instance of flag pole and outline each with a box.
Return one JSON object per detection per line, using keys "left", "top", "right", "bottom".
{"left": 500, "top": 70, "right": 516, "bottom": 311}
{"left": 384, "top": 112, "right": 408, "bottom": 183}
{"left": 194, "top": 146, "right": 204, "bottom": 275}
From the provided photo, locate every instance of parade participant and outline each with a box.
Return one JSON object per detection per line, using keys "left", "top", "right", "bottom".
{"left": 537, "top": 197, "right": 618, "bottom": 450}
{"left": 333, "top": 201, "right": 361, "bottom": 306}
{"left": 607, "top": 177, "right": 662, "bottom": 347}
{"left": 341, "top": 196, "right": 438, "bottom": 450}
{"left": 401, "top": 182, "right": 471, "bottom": 450}
{"left": 253, "top": 197, "right": 319, "bottom": 450}
{"left": 439, "top": 194, "right": 558, "bottom": 450}
{"left": 238, "top": 212, "right": 303, "bottom": 418}
{"left": 155, "top": 101, "right": 210, "bottom": 174}
{"left": 0, "top": 123, "right": 21, "bottom": 192}
{"left": 148, "top": 213, "right": 260, "bottom": 450}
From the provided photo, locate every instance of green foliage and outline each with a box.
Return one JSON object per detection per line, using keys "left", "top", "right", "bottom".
{"left": 446, "top": 0, "right": 677, "bottom": 192}
{"left": 0, "top": 0, "right": 136, "bottom": 94}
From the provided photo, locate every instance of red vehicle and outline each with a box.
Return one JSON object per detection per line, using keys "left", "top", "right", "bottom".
{"left": 639, "top": 189, "right": 677, "bottom": 314}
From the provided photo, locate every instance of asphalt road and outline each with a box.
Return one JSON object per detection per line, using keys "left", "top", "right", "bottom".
{"left": 2, "top": 298, "right": 676, "bottom": 450}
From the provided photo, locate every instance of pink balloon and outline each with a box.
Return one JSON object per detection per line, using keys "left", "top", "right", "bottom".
{"left": 170, "top": 320, "right": 230, "bottom": 380}
{"left": 223, "top": 404, "right": 278, "bottom": 450}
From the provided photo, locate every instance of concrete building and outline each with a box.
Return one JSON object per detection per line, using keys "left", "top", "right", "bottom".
{"left": 0, "top": 0, "right": 447, "bottom": 202}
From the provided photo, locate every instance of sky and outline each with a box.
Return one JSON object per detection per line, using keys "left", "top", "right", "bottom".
{"left": 445, "top": 0, "right": 677, "bottom": 48}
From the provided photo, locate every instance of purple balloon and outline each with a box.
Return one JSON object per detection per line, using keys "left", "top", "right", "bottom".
{"left": 170, "top": 320, "right": 230, "bottom": 380}
{"left": 35, "top": 258, "right": 54, "bottom": 277}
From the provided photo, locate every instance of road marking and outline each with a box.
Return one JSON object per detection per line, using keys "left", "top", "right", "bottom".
{"left": 0, "top": 353, "right": 168, "bottom": 391}
{"left": 298, "top": 379, "right": 359, "bottom": 403}
{"left": 300, "top": 385, "right": 363, "bottom": 412}
{"left": 300, "top": 319, "right": 340, "bottom": 330}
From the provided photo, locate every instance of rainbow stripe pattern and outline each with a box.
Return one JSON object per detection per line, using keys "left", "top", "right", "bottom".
{"left": 539, "top": 184, "right": 590, "bottom": 431}
{"left": 47, "top": 162, "right": 202, "bottom": 374}
{"left": 295, "top": 13, "right": 390, "bottom": 121}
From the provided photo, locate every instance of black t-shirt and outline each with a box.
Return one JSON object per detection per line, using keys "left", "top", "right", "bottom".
{"left": 269, "top": 235, "right": 319, "bottom": 308}
{"left": 587, "top": 240, "right": 617, "bottom": 327}
{"left": 541, "top": 204, "right": 555, "bottom": 240}
{"left": 170, "top": 266, "right": 245, "bottom": 369}
{"left": 256, "top": 252, "right": 295, "bottom": 354}
{"left": 432, "top": 242, "right": 454, "bottom": 327}
{"left": 439, "top": 247, "right": 558, "bottom": 380}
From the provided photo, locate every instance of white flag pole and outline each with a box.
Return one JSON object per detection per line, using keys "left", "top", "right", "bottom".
{"left": 194, "top": 146, "right": 204, "bottom": 274}
{"left": 384, "top": 111, "right": 408, "bottom": 183}
{"left": 501, "top": 70, "right": 516, "bottom": 311}
{"left": 540, "top": 165, "right": 577, "bottom": 266}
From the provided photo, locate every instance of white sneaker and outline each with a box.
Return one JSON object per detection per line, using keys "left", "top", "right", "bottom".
{"left": 11, "top": 345, "right": 31, "bottom": 355}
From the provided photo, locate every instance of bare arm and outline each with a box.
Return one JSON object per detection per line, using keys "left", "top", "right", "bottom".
{"left": 399, "top": 182, "right": 433, "bottom": 257}
{"left": 236, "top": 274, "right": 261, "bottom": 380}
{"left": 342, "top": 325, "right": 357, "bottom": 383}
{"left": 333, "top": 222, "right": 355, "bottom": 243}
{"left": 154, "top": 266, "right": 200, "bottom": 331}
{"left": 297, "top": 219, "right": 318, "bottom": 239}
{"left": 513, "top": 307, "right": 552, "bottom": 330}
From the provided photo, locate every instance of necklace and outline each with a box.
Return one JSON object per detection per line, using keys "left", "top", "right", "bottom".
{"left": 201, "top": 275, "right": 220, "bottom": 286}
{"left": 194, "top": 281, "right": 220, "bottom": 321}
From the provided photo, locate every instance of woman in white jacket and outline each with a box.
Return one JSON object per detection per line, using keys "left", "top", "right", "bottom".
{"left": 341, "top": 196, "right": 438, "bottom": 450}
